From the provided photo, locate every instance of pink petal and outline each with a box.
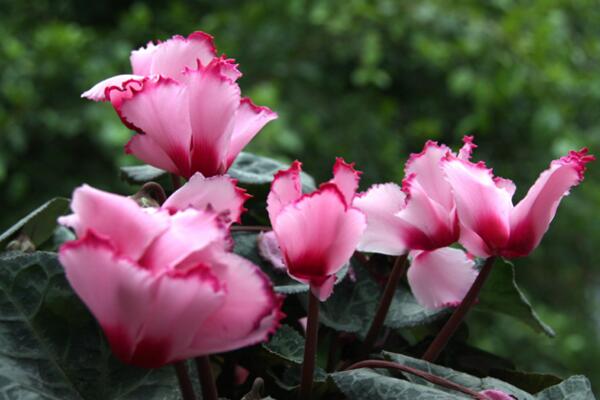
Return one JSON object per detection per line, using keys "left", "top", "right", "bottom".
{"left": 458, "top": 135, "right": 477, "bottom": 160}
{"left": 395, "top": 175, "right": 458, "bottom": 250}
{"left": 353, "top": 183, "right": 409, "bottom": 255}
{"left": 81, "top": 74, "right": 144, "bottom": 102}
{"left": 272, "top": 184, "right": 366, "bottom": 289}
{"left": 257, "top": 231, "right": 286, "bottom": 271}
{"left": 190, "top": 253, "right": 283, "bottom": 354}
{"left": 330, "top": 157, "right": 362, "bottom": 205}
{"left": 130, "top": 32, "right": 229, "bottom": 79}
{"left": 310, "top": 274, "right": 337, "bottom": 301}
{"left": 58, "top": 185, "right": 167, "bottom": 260}
{"left": 125, "top": 134, "right": 181, "bottom": 175}
{"left": 186, "top": 59, "right": 242, "bottom": 176}
{"left": 131, "top": 265, "right": 226, "bottom": 367}
{"left": 407, "top": 248, "right": 478, "bottom": 309}
{"left": 140, "top": 209, "right": 225, "bottom": 271}
{"left": 117, "top": 76, "right": 193, "bottom": 178}
{"left": 163, "top": 173, "right": 250, "bottom": 224}
{"left": 404, "top": 140, "right": 454, "bottom": 211}
{"left": 267, "top": 161, "right": 303, "bottom": 221}
{"left": 442, "top": 157, "right": 513, "bottom": 256}
{"left": 58, "top": 232, "right": 154, "bottom": 365}
{"left": 226, "top": 98, "right": 278, "bottom": 168}
{"left": 480, "top": 389, "right": 516, "bottom": 400}
{"left": 505, "top": 148, "right": 594, "bottom": 258}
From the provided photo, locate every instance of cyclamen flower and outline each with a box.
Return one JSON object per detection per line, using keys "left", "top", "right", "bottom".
{"left": 82, "top": 32, "right": 277, "bottom": 178}
{"left": 442, "top": 145, "right": 594, "bottom": 258}
{"left": 353, "top": 138, "right": 478, "bottom": 309}
{"left": 265, "top": 158, "right": 367, "bottom": 301}
{"left": 58, "top": 178, "right": 281, "bottom": 368}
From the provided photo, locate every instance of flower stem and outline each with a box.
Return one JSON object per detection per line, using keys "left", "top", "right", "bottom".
{"left": 230, "top": 225, "right": 271, "bottom": 232}
{"left": 173, "top": 361, "right": 196, "bottom": 400}
{"left": 361, "top": 255, "right": 408, "bottom": 358}
{"left": 299, "top": 289, "right": 320, "bottom": 400}
{"left": 171, "top": 174, "right": 182, "bottom": 191}
{"left": 345, "top": 359, "right": 487, "bottom": 400}
{"left": 195, "top": 356, "right": 218, "bottom": 400}
{"left": 422, "top": 256, "right": 497, "bottom": 362}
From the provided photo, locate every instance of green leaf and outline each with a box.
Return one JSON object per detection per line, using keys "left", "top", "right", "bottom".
{"left": 262, "top": 325, "right": 305, "bottom": 365}
{"left": 319, "top": 263, "right": 447, "bottom": 337}
{"left": 383, "top": 352, "right": 535, "bottom": 399}
{"left": 386, "top": 287, "right": 450, "bottom": 329}
{"left": 491, "top": 369, "right": 562, "bottom": 393}
{"left": 535, "top": 375, "right": 595, "bottom": 400}
{"left": 229, "top": 152, "right": 316, "bottom": 191}
{"left": 330, "top": 368, "right": 461, "bottom": 399}
{"left": 0, "top": 251, "right": 180, "bottom": 399}
{"left": 120, "top": 165, "right": 166, "bottom": 184}
{"left": 0, "top": 198, "right": 70, "bottom": 249}
{"left": 478, "top": 260, "right": 555, "bottom": 337}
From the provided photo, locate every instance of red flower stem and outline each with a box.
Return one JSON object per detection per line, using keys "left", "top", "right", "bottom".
{"left": 345, "top": 359, "right": 488, "bottom": 399}
{"left": 195, "top": 356, "right": 218, "bottom": 400}
{"left": 173, "top": 361, "right": 197, "bottom": 400}
{"left": 361, "top": 255, "right": 408, "bottom": 358}
{"left": 230, "top": 225, "right": 271, "bottom": 232}
{"left": 171, "top": 174, "right": 182, "bottom": 191}
{"left": 299, "top": 289, "right": 320, "bottom": 400}
{"left": 422, "top": 256, "right": 497, "bottom": 362}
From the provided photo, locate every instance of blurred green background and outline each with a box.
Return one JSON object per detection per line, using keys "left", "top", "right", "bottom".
{"left": 1, "top": 0, "right": 599, "bottom": 386}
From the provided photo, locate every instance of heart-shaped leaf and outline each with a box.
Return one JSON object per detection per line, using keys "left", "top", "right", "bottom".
{"left": 0, "top": 198, "right": 70, "bottom": 249}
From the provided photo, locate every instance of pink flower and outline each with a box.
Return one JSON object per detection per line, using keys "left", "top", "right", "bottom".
{"left": 442, "top": 144, "right": 594, "bottom": 258}
{"left": 82, "top": 32, "right": 277, "bottom": 178}
{"left": 354, "top": 139, "right": 475, "bottom": 255}
{"left": 266, "top": 158, "right": 367, "bottom": 301}
{"left": 58, "top": 182, "right": 282, "bottom": 368}
{"left": 352, "top": 138, "right": 479, "bottom": 309}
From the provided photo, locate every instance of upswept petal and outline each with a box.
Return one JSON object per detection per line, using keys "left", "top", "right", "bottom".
{"left": 125, "top": 134, "right": 181, "bottom": 175}
{"left": 272, "top": 184, "right": 366, "bottom": 287}
{"left": 191, "top": 252, "right": 283, "bottom": 354}
{"left": 257, "top": 231, "right": 286, "bottom": 271}
{"left": 407, "top": 248, "right": 477, "bottom": 309}
{"left": 81, "top": 74, "right": 144, "bottom": 102}
{"left": 353, "top": 183, "right": 409, "bottom": 255}
{"left": 330, "top": 157, "right": 361, "bottom": 206}
{"left": 140, "top": 209, "right": 225, "bottom": 271}
{"left": 225, "top": 98, "right": 278, "bottom": 168}
{"left": 186, "top": 59, "right": 241, "bottom": 176}
{"left": 395, "top": 175, "right": 458, "bottom": 250}
{"left": 58, "top": 232, "right": 154, "bottom": 365}
{"left": 267, "top": 161, "right": 303, "bottom": 221}
{"left": 163, "top": 173, "right": 250, "bottom": 224}
{"left": 130, "top": 31, "right": 220, "bottom": 78}
{"left": 58, "top": 185, "right": 167, "bottom": 260}
{"left": 117, "top": 76, "right": 193, "bottom": 178}
{"left": 404, "top": 140, "right": 454, "bottom": 211}
{"left": 504, "top": 148, "right": 594, "bottom": 258}
{"left": 442, "top": 157, "right": 512, "bottom": 256}
{"left": 131, "top": 265, "right": 226, "bottom": 367}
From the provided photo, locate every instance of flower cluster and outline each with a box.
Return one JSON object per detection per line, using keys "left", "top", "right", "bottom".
{"left": 60, "top": 31, "right": 593, "bottom": 393}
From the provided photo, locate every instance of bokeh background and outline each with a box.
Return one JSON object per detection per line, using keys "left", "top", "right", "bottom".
{"left": 1, "top": 0, "right": 599, "bottom": 385}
